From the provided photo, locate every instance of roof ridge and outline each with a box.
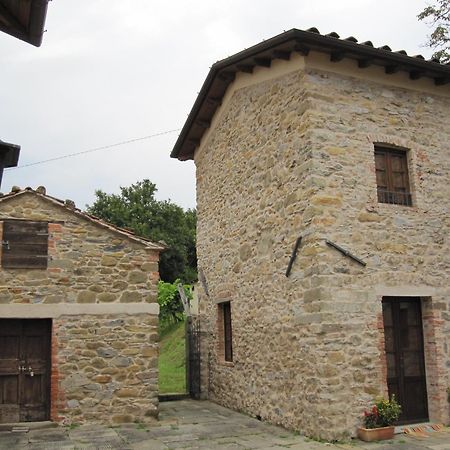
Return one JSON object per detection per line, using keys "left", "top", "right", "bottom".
{"left": 0, "top": 188, "right": 165, "bottom": 251}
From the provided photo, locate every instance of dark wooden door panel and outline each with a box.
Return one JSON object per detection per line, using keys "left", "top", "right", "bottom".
{"left": 0, "top": 376, "right": 19, "bottom": 403}
{"left": 0, "top": 320, "right": 22, "bottom": 424}
{"left": 0, "top": 404, "right": 20, "bottom": 423}
{"left": 0, "top": 319, "right": 51, "bottom": 423}
{"left": 382, "top": 297, "right": 428, "bottom": 424}
{"left": 20, "top": 374, "right": 48, "bottom": 422}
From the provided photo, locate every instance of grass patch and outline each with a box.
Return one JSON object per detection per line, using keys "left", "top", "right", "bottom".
{"left": 159, "top": 320, "right": 186, "bottom": 394}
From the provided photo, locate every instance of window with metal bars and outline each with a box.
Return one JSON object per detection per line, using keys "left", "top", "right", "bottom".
{"left": 1, "top": 220, "right": 49, "bottom": 269}
{"left": 218, "top": 301, "right": 233, "bottom": 362}
{"left": 374, "top": 146, "right": 412, "bottom": 206}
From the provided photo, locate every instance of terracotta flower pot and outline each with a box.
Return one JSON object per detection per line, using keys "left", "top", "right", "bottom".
{"left": 357, "top": 425, "right": 395, "bottom": 442}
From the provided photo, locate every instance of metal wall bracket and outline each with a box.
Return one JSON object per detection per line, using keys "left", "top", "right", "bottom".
{"left": 325, "top": 239, "right": 366, "bottom": 266}
{"left": 285, "top": 236, "right": 302, "bottom": 277}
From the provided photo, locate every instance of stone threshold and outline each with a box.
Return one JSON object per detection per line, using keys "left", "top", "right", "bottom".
{"left": 0, "top": 420, "right": 57, "bottom": 432}
{"left": 395, "top": 422, "right": 435, "bottom": 434}
{"left": 159, "top": 393, "right": 190, "bottom": 402}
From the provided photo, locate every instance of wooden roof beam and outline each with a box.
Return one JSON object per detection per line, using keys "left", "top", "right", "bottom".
{"left": 217, "top": 71, "right": 236, "bottom": 82}
{"left": 293, "top": 43, "right": 310, "bottom": 56}
{"left": 236, "top": 64, "right": 254, "bottom": 73}
{"left": 272, "top": 50, "right": 290, "bottom": 60}
{"left": 358, "top": 58, "right": 372, "bottom": 68}
{"left": 195, "top": 119, "right": 211, "bottom": 129}
{"left": 206, "top": 97, "right": 222, "bottom": 107}
{"left": 435, "top": 76, "right": 450, "bottom": 86}
{"left": 254, "top": 57, "right": 271, "bottom": 67}
{"left": 409, "top": 70, "right": 424, "bottom": 80}
{"left": 330, "top": 51, "right": 345, "bottom": 62}
{"left": 188, "top": 138, "right": 200, "bottom": 147}
{"left": 385, "top": 64, "right": 400, "bottom": 74}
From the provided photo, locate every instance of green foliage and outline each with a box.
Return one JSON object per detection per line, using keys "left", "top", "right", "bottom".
{"left": 86, "top": 179, "right": 197, "bottom": 283}
{"left": 159, "top": 320, "right": 186, "bottom": 393}
{"left": 418, "top": 0, "right": 450, "bottom": 63}
{"left": 376, "top": 396, "right": 401, "bottom": 427}
{"left": 158, "top": 280, "right": 191, "bottom": 332}
{"left": 363, "top": 396, "right": 401, "bottom": 428}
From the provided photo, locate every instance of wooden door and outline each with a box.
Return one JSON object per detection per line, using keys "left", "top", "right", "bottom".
{"left": 382, "top": 297, "right": 428, "bottom": 423}
{"left": 0, "top": 320, "right": 51, "bottom": 423}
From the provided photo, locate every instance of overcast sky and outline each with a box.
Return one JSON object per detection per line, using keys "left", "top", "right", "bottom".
{"left": 0, "top": 0, "right": 434, "bottom": 211}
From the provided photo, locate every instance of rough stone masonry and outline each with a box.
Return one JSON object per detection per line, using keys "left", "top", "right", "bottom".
{"left": 0, "top": 188, "right": 163, "bottom": 425}
{"left": 191, "top": 49, "right": 450, "bottom": 440}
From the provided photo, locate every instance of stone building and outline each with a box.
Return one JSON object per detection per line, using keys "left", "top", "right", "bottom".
{"left": 171, "top": 28, "right": 450, "bottom": 440}
{"left": 0, "top": 187, "right": 163, "bottom": 426}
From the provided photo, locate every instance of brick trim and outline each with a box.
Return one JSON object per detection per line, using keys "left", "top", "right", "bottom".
{"left": 50, "top": 321, "right": 64, "bottom": 422}
{"left": 421, "top": 297, "right": 449, "bottom": 424}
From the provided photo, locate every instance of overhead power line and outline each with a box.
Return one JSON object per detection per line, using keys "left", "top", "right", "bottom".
{"left": 6, "top": 128, "right": 181, "bottom": 170}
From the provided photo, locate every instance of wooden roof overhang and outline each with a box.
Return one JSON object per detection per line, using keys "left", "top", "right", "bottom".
{"left": 171, "top": 28, "right": 450, "bottom": 161}
{"left": 0, "top": 139, "right": 20, "bottom": 187}
{"left": 0, "top": 140, "right": 20, "bottom": 168}
{"left": 0, "top": 0, "right": 49, "bottom": 47}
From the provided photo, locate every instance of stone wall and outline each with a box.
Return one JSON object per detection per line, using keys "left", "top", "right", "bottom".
{"left": 304, "top": 66, "right": 450, "bottom": 433}
{"left": 0, "top": 193, "right": 159, "bottom": 306}
{"left": 52, "top": 314, "right": 158, "bottom": 424}
{"left": 194, "top": 58, "right": 450, "bottom": 440}
{"left": 0, "top": 191, "right": 161, "bottom": 425}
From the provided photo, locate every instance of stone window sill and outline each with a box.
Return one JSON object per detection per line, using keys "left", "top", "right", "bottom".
{"left": 218, "top": 360, "right": 235, "bottom": 367}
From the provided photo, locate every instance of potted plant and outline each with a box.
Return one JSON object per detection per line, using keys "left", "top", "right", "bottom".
{"left": 357, "top": 396, "right": 402, "bottom": 442}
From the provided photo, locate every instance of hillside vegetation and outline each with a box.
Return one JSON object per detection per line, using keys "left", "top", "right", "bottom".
{"left": 159, "top": 321, "right": 186, "bottom": 394}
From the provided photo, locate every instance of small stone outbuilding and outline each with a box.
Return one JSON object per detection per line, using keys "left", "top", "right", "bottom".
{"left": 0, "top": 187, "right": 164, "bottom": 425}
{"left": 172, "top": 29, "right": 450, "bottom": 440}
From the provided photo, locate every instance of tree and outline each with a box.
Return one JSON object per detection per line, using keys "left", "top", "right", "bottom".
{"left": 87, "top": 180, "right": 197, "bottom": 283}
{"left": 158, "top": 280, "right": 191, "bottom": 331}
{"left": 418, "top": 0, "right": 450, "bottom": 63}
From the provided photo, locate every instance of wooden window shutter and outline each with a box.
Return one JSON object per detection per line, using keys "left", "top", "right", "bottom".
{"left": 374, "top": 146, "right": 412, "bottom": 206}
{"left": 1, "top": 221, "right": 49, "bottom": 269}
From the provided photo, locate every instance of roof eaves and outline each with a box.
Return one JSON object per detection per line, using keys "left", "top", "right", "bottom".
{"left": 171, "top": 28, "right": 450, "bottom": 161}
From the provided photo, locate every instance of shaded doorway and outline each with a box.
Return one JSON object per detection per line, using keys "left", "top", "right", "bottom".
{"left": 382, "top": 297, "right": 428, "bottom": 423}
{"left": 0, "top": 319, "right": 51, "bottom": 423}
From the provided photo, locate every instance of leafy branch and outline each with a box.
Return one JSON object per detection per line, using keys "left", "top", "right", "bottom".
{"left": 418, "top": 0, "right": 450, "bottom": 63}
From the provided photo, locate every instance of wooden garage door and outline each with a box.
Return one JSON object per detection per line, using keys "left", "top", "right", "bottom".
{"left": 0, "top": 319, "right": 51, "bottom": 423}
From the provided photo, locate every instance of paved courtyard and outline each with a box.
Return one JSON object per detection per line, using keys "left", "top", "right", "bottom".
{"left": 0, "top": 400, "right": 449, "bottom": 449}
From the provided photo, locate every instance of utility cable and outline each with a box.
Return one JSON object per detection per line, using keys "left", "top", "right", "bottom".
{"left": 6, "top": 128, "right": 181, "bottom": 170}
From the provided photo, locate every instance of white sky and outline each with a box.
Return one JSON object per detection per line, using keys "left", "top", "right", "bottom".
{"left": 0, "top": 0, "right": 434, "bottom": 210}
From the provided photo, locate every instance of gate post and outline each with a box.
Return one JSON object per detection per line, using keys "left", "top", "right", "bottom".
{"left": 185, "top": 316, "right": 191, "bottom": 396}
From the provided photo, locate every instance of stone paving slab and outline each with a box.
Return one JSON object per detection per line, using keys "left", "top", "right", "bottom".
{"left": 0, "top": 400, "right": 449, "bottom": 449}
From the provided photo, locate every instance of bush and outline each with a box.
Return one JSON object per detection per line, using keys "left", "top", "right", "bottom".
{"left": 158, "top": 280, "right": 192, "bottom": 333}
{"left": 363, "top": 396, "right": 401, "bottom": 428}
